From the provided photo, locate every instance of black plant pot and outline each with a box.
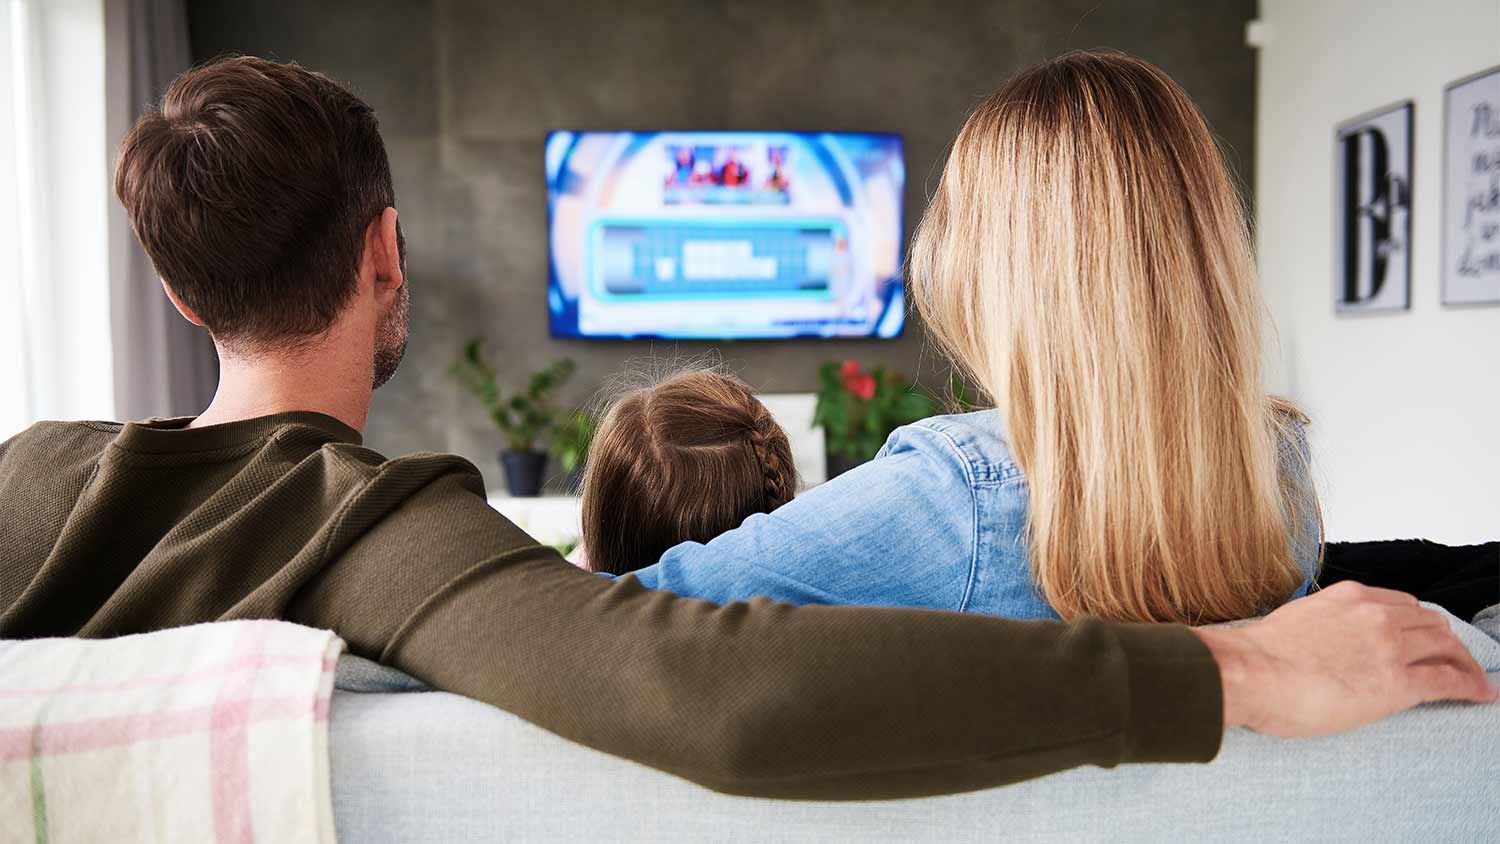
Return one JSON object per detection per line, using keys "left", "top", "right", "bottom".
{"left": 500, "top": 449, "right": 548, "bottom": 497}
{"left": 826, "top": 453, "right": 868, "bottom": 480}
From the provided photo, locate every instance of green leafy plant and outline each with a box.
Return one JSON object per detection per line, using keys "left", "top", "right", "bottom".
{"left": 813, "top": 360, "right": 937, "bottom": 460}
{"left": 549, "top": 409, "right": 597, "bottom": 475}
{"left": 448, "top": 339, "right": 576, "bottom": 452}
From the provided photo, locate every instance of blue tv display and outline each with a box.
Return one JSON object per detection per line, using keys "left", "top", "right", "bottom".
{"left": 546, "top": 131, "right": 905, "bottom": 339}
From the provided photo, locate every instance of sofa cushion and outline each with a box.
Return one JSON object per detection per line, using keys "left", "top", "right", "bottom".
{"left": 328, "top": 604, "right": 1500, "bottom": 843}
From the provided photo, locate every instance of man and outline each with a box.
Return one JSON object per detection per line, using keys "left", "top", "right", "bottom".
{"left": 0, "top": 57, "right": 1490, "bottom": 800}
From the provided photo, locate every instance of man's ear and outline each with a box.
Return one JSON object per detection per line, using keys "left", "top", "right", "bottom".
{"left": 160, "top": 279, "right": 206, "bottom": 327}
{"left": 366, "top": 207, "right": 404, "bottom": 303}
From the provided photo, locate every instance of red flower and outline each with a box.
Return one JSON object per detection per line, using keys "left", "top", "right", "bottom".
{"left": 840, "top": 360, "right": 877, "bottom": 401}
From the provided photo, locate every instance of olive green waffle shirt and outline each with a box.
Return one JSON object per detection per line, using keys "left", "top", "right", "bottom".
{"left": 0, "top": 412, "right": 1223, "bottom": 799}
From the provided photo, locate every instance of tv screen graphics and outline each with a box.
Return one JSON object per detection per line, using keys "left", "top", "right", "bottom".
{"left": 546, "top": 131, "right": 905, "bottom": 339}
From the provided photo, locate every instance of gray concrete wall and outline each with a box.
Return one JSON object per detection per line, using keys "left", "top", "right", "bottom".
{"left": 188, "top": 0, "right": 1258, "bottom": 479}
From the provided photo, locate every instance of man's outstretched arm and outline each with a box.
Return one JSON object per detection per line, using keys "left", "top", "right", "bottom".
{"left": 377, "top": 548, "right": 1226, "bottom": 799}
{"left": 297, "top": 472, "right": 1494, "bottom": 800}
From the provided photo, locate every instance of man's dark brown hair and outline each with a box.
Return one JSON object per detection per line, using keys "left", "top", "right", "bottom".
{"left": 115, "top": 56, "right": 398, "bottom": 350}
{"left": 581, "top": 370, "right": 798, "bottom": 575}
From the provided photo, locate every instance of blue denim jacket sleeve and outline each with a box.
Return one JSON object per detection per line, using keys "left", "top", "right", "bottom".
{"left": 624, "top": 422, "right": 979, "bottom": 611}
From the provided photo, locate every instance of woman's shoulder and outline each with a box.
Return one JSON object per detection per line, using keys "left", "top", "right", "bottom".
{"left": 881, "top": 411, "right": 1051, "bottom": 618}
{"left": 884, "top": 410, "right": 1024, "bottom": 486}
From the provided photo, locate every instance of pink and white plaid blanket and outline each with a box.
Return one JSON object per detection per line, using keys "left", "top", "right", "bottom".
{"left": 0, "top": 621, "right": 344, "bottom": 844}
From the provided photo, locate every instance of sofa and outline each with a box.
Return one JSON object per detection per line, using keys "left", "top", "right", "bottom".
{"left": 328, "top": 605, "right": 1500, "bottom": 843}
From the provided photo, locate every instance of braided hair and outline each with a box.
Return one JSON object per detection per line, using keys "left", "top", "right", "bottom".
{"left": 580, "top": 369, "right": 799, "bottom": 575}
{"left": 746, "top": 405, "right": 796, "bottom": 511}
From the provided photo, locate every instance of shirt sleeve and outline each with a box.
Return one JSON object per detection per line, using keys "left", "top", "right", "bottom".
{"left": 292, "top": 456, "right": 1224, "bottom": 800}
{"left": 626, "top": 422, "right": 978, "bottom": 611}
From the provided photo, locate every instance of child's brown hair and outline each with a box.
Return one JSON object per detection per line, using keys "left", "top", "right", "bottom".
{"left": 580, "top": 370, "right": 798, "bottom": 575}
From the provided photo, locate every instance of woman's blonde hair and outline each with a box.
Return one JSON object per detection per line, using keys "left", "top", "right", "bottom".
{"left": 909, "top": 50, "right": 1318, "bottom": 624}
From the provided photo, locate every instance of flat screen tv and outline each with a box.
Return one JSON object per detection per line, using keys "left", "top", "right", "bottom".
{"left": 546, "top": 131, "right": 905, "bottom": 339}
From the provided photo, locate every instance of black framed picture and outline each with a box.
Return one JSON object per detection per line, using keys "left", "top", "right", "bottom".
{"left": 1442, "top": 65, "right": 1500, "bottom": 306}
{"left": 1334, "top": 101, "right": 1413, "bottom": 313}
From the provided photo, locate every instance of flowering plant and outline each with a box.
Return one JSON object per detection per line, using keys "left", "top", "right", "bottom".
{"left": 813, "top": 360, "right": 936, "bottom": 461}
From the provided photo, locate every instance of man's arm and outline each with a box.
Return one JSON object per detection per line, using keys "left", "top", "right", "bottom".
{"left": 295, "top": 469, "right": 1494, "bottom": 800}
{"left": 380, "top": 549, "right": 1225, "bottom": 799}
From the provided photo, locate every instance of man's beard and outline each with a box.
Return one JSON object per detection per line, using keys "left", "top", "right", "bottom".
{"left": 372, "top": 280, "right": 409, "bottom": 389}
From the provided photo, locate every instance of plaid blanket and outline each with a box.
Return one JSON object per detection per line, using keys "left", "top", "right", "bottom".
{"left": 0, "top": 621, "right": 344, "bottom": 844}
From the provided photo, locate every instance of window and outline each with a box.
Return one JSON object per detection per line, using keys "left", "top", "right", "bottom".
{"left": 0, "top": 0, "right": 114, "bottom": 438}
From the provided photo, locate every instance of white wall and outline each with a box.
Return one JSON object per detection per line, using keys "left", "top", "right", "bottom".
{"left": 1255, "top": 0, "right": 1499, "bottom": 543}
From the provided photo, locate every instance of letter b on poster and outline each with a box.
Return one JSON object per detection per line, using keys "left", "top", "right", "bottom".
{"left": 1334, "top": 102, "right": 1412, "bottom": 313}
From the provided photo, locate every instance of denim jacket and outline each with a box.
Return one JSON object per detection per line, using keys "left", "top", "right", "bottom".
{"left": 624, "top": 410, "right": 1318, "bottom": 619}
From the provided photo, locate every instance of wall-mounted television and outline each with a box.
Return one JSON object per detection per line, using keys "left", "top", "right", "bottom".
{"left": 546, "top": 131, "right": 905, "bottom": 340}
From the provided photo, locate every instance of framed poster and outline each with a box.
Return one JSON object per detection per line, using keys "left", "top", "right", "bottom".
{"left": 1442, "top": 65, "right": 1500, "bottom": 306}
{"left": 1334, "top": 102, "right": 1413, "bottom": 313}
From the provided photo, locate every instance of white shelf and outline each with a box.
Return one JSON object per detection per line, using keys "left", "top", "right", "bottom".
{"left": 487, "top": 494, "right": 582, "bottom": 547}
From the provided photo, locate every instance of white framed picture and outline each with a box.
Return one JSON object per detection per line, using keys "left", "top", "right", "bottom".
{"left": 1333, "top": 102, "right": 1413, "bottom": 313}
{"left": 1442, "top": 65, "right": 1500, "bottom": 306}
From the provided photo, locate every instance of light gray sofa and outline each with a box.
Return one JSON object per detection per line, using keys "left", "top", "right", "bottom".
{"left": 329, "top": 605, "right": 1500, "bottom": 843}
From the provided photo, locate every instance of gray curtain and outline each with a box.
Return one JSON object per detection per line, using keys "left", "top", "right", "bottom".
{"left": 105, "top": 0, "right": 216, "bottom": 421}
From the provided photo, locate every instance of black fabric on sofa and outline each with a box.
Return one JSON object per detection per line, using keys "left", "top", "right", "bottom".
{"left": 1320, "top": 540, "right": 1499, "bottom": 622}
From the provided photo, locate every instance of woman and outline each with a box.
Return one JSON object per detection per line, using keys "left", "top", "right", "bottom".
{"left": 618, "top": 50, "right": 1321, "bottom": 624}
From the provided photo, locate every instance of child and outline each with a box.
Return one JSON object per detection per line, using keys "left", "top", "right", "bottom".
{"left": 579, "top": 370, "right": 798, "bottom": 575}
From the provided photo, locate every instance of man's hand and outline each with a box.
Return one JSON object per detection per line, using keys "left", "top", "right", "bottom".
{"left": 1194, "top": 581, "right": 1496, "bottom": 737}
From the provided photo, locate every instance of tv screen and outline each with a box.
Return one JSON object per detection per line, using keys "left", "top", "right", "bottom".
{"left": 546, "top": 131, "right": 905, "bottom": 339}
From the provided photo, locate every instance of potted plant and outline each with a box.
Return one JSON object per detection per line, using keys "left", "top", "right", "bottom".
{"left": 549, "top": 409, "right": 597, "bottom": 493}
{"left": 813, "top": 360, "right": 937, "bottom": 479}
{"left": 448, "top": 339, "right": 576, "bottom": 497}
